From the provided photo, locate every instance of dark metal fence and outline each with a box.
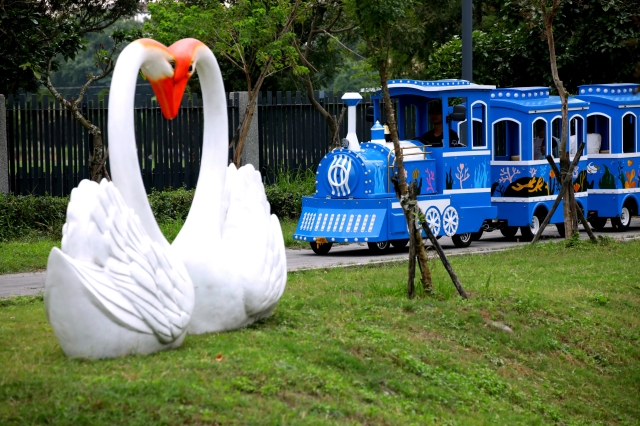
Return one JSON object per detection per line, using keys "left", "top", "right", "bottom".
{"left": 4, "top": 90, "right": 410, "bottom": 195}
{"left": 5, "top": 93, "right": 239, "bottom": 196}
{"left": 257, "top": 91, "right": 377, "bottom": 183}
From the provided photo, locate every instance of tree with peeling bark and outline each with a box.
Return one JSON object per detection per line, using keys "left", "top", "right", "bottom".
{"left": 292, "top": 0, "right": 357, "bottom": 149}
{"left": 147, "top": 0, "right": 308, "bottom": 167}
{"left": 519, "top": 0, "right": 595, "bottom": 240}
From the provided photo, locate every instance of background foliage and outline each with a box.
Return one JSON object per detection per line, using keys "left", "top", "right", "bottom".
{"left": 424, "top": 0, "right": 640, "bottom": 92}
{"left": 0, "top": 0, "right": 141, "bottom": 96}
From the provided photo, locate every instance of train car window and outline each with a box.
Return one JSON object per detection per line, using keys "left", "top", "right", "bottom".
{"left": 419, "top": 100, "right": 446, "bottom": 147}
{"left": 403, "top": 104, "right": 417, "bottom": 140}
{"left": 532, "top": 119, "right": 547, "bottom": 160}
{"left": 569, "top": 116, "right": 584, "bottom": 156}
{"left": 622, "top": 113, "right": 636, "bottom": 153}
{"left": 493, "top": 120, "right": 520, "bottom": 160}
{"left": 587, "top": 114, "right": 609, "bottom": 153}
{"left": 472, "top": 103, "right": 487, "bottom": 148}
{"left": 551, "top": 118, "right": 562, "bottom": 158}
{"left": 450, "top": 97, "right": 467, "bottom": 147}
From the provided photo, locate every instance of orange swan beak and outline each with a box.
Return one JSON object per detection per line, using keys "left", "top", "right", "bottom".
{"left": 149, "top": 76, "right": 177, "bottom": 120}
{"left": 168, "top": 39, "right": 206, "bottom": 118}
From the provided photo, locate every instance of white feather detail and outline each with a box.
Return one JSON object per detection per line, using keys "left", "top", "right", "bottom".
{"left": 219, "top": 164, "right": 287, "bottom": 321}
{"left": 60, "top": 179, "right": 194, "bottom": 344}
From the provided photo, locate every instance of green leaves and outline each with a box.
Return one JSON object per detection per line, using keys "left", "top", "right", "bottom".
{"left": 1, "top": 0, "right": 140, "bottom": 95}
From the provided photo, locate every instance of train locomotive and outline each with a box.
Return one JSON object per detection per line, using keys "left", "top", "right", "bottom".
{"left": 293, "top": 79, "right": 640, "bottom": 254}
{"left": 293, "top": 79, "right": 498, "bottom": 254}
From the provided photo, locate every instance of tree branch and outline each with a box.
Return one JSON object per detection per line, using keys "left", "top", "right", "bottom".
{"left": 322, "top": 30, "right": 365, "bottom": 59}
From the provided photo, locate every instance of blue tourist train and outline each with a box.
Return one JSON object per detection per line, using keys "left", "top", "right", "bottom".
{"left": 293, "top": 79, "right": 640, "bottom": 254}
{"left": 293, "top": 79, "right": 498, "bottom": 254}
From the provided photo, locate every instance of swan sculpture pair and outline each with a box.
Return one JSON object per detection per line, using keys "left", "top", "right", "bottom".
{"left": 44, "top": 38, "right": 287, "bottom": 359}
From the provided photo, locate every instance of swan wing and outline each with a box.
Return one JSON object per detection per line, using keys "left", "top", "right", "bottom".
{"left": 219, "top": 164, "right": 287, "bottom": 318}
{"left": 61, "top": 179, "right": 194, "bottom": 343}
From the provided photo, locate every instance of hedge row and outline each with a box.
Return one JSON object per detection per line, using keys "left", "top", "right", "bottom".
{"left": 0, "top": 173, "right": 315, "bottom": 241}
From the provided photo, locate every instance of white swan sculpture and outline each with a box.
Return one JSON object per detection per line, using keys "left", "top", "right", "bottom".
{"left": 165, "top": 39, "right": 287, "bottom": 334}
{"left": 44, "top": 39, "right": 194, "bottom": 359}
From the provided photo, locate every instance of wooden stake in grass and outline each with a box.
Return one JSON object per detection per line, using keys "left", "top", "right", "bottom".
{"left": 531, "top": 143, "right": 597, "bottom": 244}
{"left": 417, "top": 206, "right": 468, "bottom": 300}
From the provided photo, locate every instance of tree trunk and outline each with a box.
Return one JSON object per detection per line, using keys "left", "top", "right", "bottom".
{"left": 232, "top": 57, "right": 273, "bottom": 167}
{"left": 543, "top": 0, "right": 577, "bottom": 238}
{"left": 407, "top": 218, "right": 417, "bottom": 298}
{"left": 301, "top": 75, "right": 342, "bottom": 149}
{"left": 380, "top": 58, "right": 433, "bottom": 295}
{"left": 89, "top": 130, "right": 108, "bottom": 182}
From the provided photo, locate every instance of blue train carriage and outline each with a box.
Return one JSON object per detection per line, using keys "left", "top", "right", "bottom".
{"left": 486, "top": 87, "right": 590, "bottom": 240}
{"left": 293, "top": 79, "right": 498, "bottom": 255}
{"left": 576, "top": 83, "right": 640, "bottom": 231}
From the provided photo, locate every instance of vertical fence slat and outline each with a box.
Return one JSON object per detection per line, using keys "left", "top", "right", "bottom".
{"left": 6, "top": 96, "right": 14, "bottom": 193}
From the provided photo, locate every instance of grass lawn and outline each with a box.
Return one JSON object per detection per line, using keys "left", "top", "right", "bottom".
{"left": 1, "top": 239, "right": 639, "bottom": 424}
{"left": 0, "top": 217, "right": 306, "bottom": 275}
{"left": 0, "top": 237, "right": 61, "bottom": 275}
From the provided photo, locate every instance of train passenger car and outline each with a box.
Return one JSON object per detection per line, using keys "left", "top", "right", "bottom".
{"left": 485, "top": 87, "right": 590, "bottom": 240}
{"left": 576, "top": 83, "right": 640, "bottom": 231}
{"left": 293, "top": 79, "right": 498, "bottom": 254}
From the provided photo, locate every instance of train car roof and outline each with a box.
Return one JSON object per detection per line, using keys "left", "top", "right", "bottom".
{"left": 381, "top": 79, "right": 496, "bottom": 96}
{"left": 489, "top": 87, "right": 589, "bottom": 113}
{"left": 576, "top": 83, "right": 640, "bottom": 108}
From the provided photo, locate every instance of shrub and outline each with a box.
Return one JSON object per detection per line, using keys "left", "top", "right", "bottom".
{"left": 264, "top": 168, "right": 316, "bottom": 218}
{"left": 0, "top": 193, "right": 69, "bottom": 241}
{"left": 148, "top": 187, "right": 195, "bottom": 223}
{"left": 0, "top": 169, "right": 315, "bottom": 240}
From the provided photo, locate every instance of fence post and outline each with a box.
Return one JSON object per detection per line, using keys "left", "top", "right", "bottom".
{"left": 235, "top": 91, "right": 260, "bottom": 169}
{"left": 0, "top": 94, "right": 7, "bottom": 194}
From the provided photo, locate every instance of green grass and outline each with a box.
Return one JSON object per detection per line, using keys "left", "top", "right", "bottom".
{"left": 281, "top": 216, "right": 307, "bottom": 249}
{"left": 0, "top": 217, "right": 304, "bottom": 274}
{"left": 1, "top": 239, "right": 639, "bottom": 424}
{"left": 0, "top": 237, "right": 61, "bottom": 274}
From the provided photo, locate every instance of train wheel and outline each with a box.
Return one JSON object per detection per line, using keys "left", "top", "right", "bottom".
{"left": 442, "top": 206, "right": 459, "bottom": 237}
{"left": 520, "top": 213, "right": 541, "bottom": 242}
{"left": 471, "top": 230, "right": 483, "bottom": 241}
{"left": 390, "top": 239, "right": 409, "bottom": 249}
{"left": 452, "top": 233, "right": 472, "bottom": 248}
{"left": 589, "top": 217, "right": 608, "bottom": 231}
{"left": 310, "top": 242, "right": 332, "bottom": 255}
{"left": 500, "top": 226, "right": 518, "bottom": 238}
{"left": 367, "top": 241, "right": 391, "bottom": 253}
{"left": 425, "top": 207, "right": 441, "bottom": 237}
{"left": 612, "top": 205, "right": 632, "bottom": 231}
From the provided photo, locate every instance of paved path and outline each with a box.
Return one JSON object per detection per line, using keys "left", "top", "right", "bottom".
{"left": 2, "top": 219, "right": 640, "bottom": 298}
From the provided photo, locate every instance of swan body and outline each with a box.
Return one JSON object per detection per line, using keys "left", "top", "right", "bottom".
{"left": 168, "top": 39, "right": 287, "bottom": 333}
{"left": 44, "top": 39, "right": 194, "bottom": 358}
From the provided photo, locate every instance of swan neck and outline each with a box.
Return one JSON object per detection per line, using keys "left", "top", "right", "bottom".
{"left": 175, "top": 48, "right": 228, "bottom": 245}
{"left": 108, "top": 43, "right": 169, "bottom": 249}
